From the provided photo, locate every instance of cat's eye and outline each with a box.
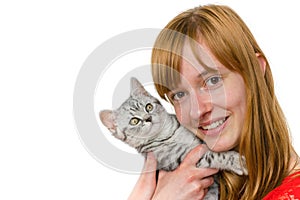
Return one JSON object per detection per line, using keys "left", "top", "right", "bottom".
{"left": 129, "top": 117, "right": 140, "bottom": 125}
{"left": 145, "top": 103, "right": 153, "bottom": 112}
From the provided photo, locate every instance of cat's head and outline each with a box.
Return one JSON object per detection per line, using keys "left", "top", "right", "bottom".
{"left": 99, "top": 77, "right": 168, "bottom": 148}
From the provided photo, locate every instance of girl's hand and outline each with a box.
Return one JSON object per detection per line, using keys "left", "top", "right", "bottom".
{"left": 152, "top": 145, "right": 219, "bottom": 200}
{"left": 128, "top": 152, "right": 157, "bottom": 200}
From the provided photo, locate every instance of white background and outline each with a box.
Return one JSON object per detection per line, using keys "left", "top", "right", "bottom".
{"left": 1, "top": 0, "right": 299, "bottom": 199}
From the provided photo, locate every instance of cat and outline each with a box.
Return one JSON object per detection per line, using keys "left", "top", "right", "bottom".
{"left": 99, "top": 77, "right": 248, "bottom": 199}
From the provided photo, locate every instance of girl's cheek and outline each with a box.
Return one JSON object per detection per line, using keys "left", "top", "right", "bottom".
{"left": 174, "top": 106, "right": 182, "bottom": 121}
{"left": 174, "top": 104, "right": 189, "bottom": 125}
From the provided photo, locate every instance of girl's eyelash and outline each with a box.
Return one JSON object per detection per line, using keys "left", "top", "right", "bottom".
{"left": 203, "top": 74, "right": 223, "bottom": 87}
{"left": 168, "top": 91, "right": 185, "bottom": 101}
{"left": 207, "top": 74, "right": 221, "bottom": 82}
{"left": 167, "top": 74, "right": 224, "bottom": 101}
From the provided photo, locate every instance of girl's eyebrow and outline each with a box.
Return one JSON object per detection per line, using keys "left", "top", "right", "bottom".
{"left": 196, "top": 68, "right": 219, "bottom": 78}
{"left": 197, "top": 70, "right": 209, "bottom": 78}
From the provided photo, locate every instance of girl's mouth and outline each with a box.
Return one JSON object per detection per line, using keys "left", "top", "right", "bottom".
{"left": 198, "top": 116, "right": 229, "bottom": 135}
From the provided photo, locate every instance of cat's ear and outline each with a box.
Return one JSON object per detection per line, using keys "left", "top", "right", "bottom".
{"left": 99, "top": 110, "right": 117, "bottom": 133}
{"left": 130, "top": 77, "right": 150, "bottom": 97}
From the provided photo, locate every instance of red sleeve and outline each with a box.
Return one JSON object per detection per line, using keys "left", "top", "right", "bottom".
{"left": 263, "top": 171, "right": 300, "bottom": 200}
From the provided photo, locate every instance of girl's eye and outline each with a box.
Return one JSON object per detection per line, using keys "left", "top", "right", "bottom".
{"left": 205, "top": 75, "right": 223, "bottom": 88}
{"left": 145, "top": 103, "right": 153, "bottom": 112}
{"left": 129, "top": 117, "right": 140, "bottom": 125}
{"left": 172, "top": 91, "right": 186, "bottom": 101}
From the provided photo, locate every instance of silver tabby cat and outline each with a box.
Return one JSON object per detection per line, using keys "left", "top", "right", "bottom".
{"left": 100, "top": 77, "right": 248, "bottom": 200}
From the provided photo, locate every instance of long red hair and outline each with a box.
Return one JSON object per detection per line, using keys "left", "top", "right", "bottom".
{"left": 151, "top": 4, "right": 297, "bottom": 199}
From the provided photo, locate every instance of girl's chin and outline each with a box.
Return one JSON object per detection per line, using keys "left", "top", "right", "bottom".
{"left": 206, "top": 138, "right": 238, "bottom": 152}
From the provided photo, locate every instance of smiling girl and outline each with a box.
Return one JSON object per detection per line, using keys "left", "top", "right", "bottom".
{"left": 129, "top": 4, "right": 300, "bottom": 200}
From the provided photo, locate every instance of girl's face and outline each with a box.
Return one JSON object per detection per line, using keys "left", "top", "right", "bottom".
{"left": 167, "top": 44, "right": 247, "bottom": 152}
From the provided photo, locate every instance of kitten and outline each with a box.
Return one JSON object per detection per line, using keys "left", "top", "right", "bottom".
{"left": 100, "top": 77, "right": 248, "bottom": 199}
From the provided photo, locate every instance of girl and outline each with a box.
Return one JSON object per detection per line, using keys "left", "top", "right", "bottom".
{"left": 129, "top": 4, "right": 300, "bottom": 199}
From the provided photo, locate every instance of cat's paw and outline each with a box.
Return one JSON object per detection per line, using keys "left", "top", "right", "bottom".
{"left": 240, "top": 156, "right": 248, "bottom": 175}
{"left": 231, "top": 155, "right": 248, "bottom": 176}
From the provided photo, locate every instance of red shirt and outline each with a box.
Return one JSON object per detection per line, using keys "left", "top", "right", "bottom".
{"left": 263, "top": 171, "right": 300, "bottom": 200}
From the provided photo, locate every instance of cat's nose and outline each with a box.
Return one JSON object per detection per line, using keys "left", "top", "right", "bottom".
{"left": 145, "top": 116, "right": 152, "bottom": 122}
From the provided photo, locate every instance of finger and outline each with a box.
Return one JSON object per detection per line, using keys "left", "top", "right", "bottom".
{"left": 142, "top": 152, "right": 157, "bottom": 173}
{"left": 199, "top": 188, "right": 209, "bottom": 200}
{"left": 157, "top": 170, "right": 167, "bottom": 180}
{"left": 182, "top": 145, "right": 208, "bottom": 166}
{"left": 128, "top": 153, "right": 157, "bottom": 200}
{"left": 201, "top": 168, "right": 219, "bottom": 178}
{"left": 186, "top": 168, "right": 218, "bottom": 184}
{"left": 192, "top": 177, "right": 214, "bottom": 200}
{"left": 135, "top": 153, "right": 157, "bottom": 187}
{"left": 198, "top": 176, "right": 215, "bottom": 189}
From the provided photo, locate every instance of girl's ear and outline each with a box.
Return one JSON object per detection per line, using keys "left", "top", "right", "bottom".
{"left": 256, "top": 53, "right": 267, "bottom": 75}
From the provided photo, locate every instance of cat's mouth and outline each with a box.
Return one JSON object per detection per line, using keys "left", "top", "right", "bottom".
{"left": 198, "top": 116, "right": 229, "bottom": 131}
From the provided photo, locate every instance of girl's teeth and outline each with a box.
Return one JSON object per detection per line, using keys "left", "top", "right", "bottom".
{"left": 202, "top": 118, "right": 226, "bottom": 130}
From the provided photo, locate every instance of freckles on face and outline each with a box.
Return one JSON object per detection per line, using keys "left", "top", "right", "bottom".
{"left": 170, "top": 58, "right": 247, "bottom": 152}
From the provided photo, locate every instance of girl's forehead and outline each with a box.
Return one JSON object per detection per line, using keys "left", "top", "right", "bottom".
{"left": 181, "top": 40, "right": 219, "bottom": 72}
{"left": 180, "top": 59, "right": 209, "bottom": 77}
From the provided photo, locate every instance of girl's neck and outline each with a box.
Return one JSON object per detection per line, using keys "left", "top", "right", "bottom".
{"left": 288, "top": 151, "right": 300, "bottom": 175}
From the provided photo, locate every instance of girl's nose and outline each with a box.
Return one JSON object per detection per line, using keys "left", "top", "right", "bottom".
{"left": 189, "top": 90, "right": 213, "bottom": 121}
